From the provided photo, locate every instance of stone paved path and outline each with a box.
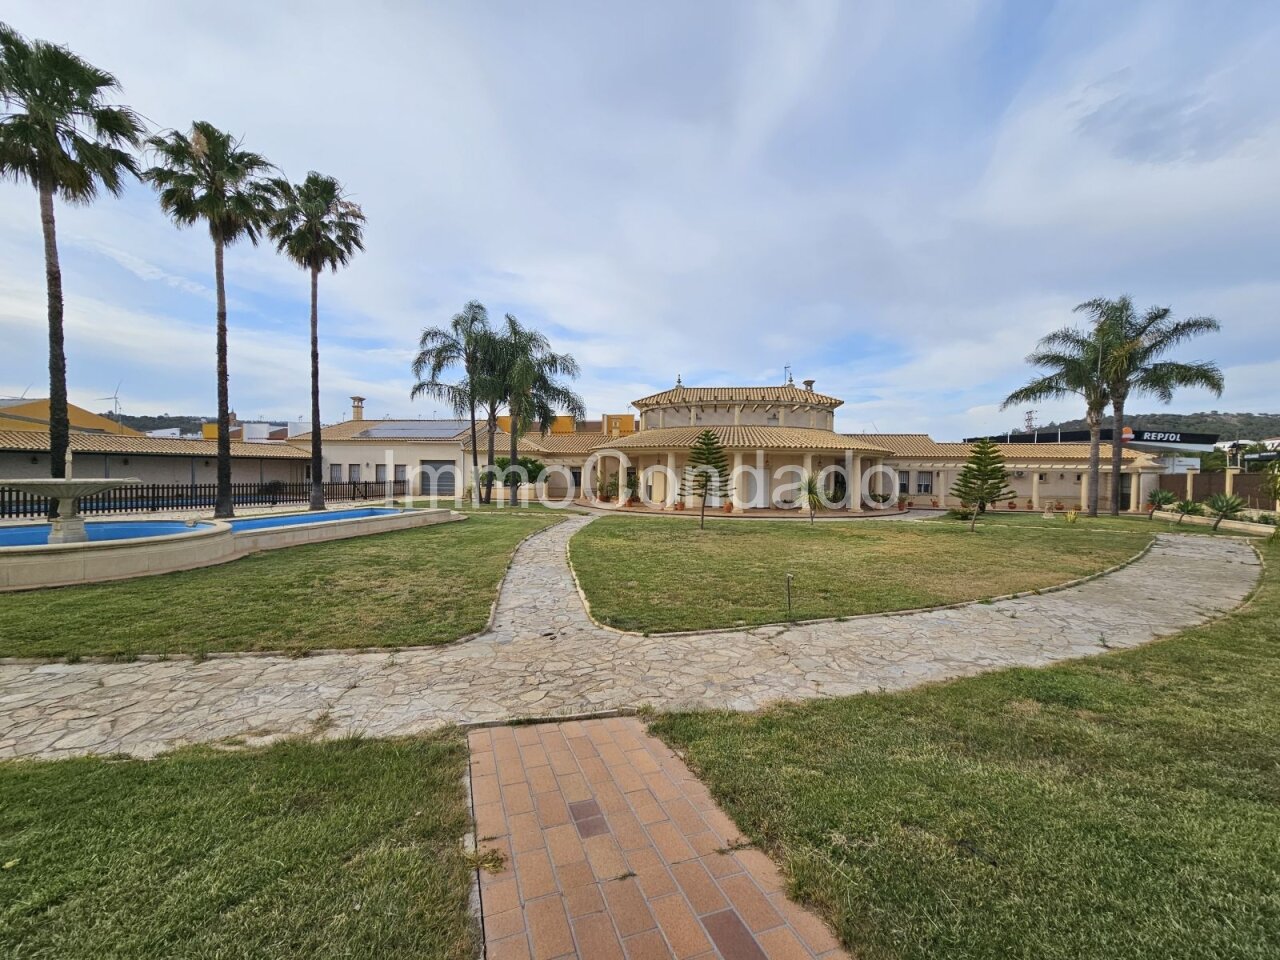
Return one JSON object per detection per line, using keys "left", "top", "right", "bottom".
{"left": 472, "top": 717, "right": 848, "bottom": 960}
{"left": 0, "top": 516, "right": 1260, "bottom": 760}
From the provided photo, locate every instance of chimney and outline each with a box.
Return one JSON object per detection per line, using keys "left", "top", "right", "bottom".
{"left": 350, "top": 396, "right": 365, "bottom": 421}
{"left": 802, "top": 379, "right": 815, "bottom": 392}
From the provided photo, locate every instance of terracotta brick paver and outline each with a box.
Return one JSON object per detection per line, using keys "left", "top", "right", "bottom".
{"left": 471, "top": 717, "right": 849, "bottom": 960}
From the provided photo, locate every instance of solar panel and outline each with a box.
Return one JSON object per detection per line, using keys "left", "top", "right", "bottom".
{"left": 357, "top": 420, "right": 470, "bottom": 439}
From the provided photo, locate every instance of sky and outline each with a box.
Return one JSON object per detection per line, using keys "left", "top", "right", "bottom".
{"left": 1, "top": 0, "right": 1277, "bottom": 439}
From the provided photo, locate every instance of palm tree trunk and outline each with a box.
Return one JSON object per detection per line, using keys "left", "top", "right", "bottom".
{"left": 1086, "top": 411, "right": 1102, "bottom": 517}
{"left": 468, "top": 395, "right": 480, "bottom": 506}
{"left": 213, "top": 235, "right": 234, "bottom": 519}
{"left": 508, "top": 409, "right": 519, "bottom": 507}
{"left": 39, "top": 181, "right": 68, "bottom": 520}
{"left": 1109, "top": 395, "right": 1125, "bottom": 515}
{"left": 308, "top": 265, "right": 325, "bottom": 511}
{"left": 484, "top": 406, "right": 497, "bottom": 504}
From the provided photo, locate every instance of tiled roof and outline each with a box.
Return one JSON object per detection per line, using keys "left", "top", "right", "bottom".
{"left": 295, "top": 418, "right": 471, "bottom": 441}
{"left": 631, "top": 385, "right": 844, "bottom": 409}
{"left": 860, "top": 436, "right": 1145, "bottom": 462}
{"left": 0, "top": 431, "right": 307, "bottom": 459}
{"left": 595, "top": 426, "right": 895, "bottom": 453}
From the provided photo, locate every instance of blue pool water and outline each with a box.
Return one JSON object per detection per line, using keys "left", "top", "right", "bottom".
{"left": 0, "top": 520, "right": 209, "bottom": 548}
{"left": 228, "top": 508, "right": 402, "bottom": 532}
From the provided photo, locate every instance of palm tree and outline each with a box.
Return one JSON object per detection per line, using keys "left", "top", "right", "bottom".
{"left": 411, "top": 302, "right": 494, "bottom": 505}
{"left": 1079, "top": 296, "right": 1224, "bottom": 515}
{"left": 143, "top": 122, "right": 277, "bottom": 518}
{"left": 270, "top": 172, "right": 365, "bottom": 510}
{"left": 1003, "top": 325, "right": 1109, "bottom": 516}
{"left": 800, "top": 471, "right": 822, "bottom": 525}
{"left": 0, "top": 24, "right": 144, "bottom": 489}
{"left": 496, "top": 314, "right": 586, "bottom": 506}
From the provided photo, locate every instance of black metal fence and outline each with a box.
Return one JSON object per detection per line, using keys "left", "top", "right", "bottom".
{"left": 0, "top": 480, "right": 409, "bottom": 519}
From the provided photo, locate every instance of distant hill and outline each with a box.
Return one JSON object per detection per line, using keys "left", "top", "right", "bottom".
{"left": 99, "top": 412, "right": 209, "bottom": 434}
{"left": 1041, "top": 412, "right": 1280, "bottom": 440}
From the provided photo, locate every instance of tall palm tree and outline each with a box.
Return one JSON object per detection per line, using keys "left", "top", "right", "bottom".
{"left": 411, "top": 301, "right": 493, "bottom": 504}
{"left": 143, "top": 122, "right": 278, "bottom": 518}
{"left": 497, "top": 314, "right": 586, "bottom": 506}
{"left": 1079, "top": 296, "right": 1224, "bottom": 515}
{"left": 1002, "top": 325, "right": 1110, "bottom": 516}
{"left": 0, "top": 23, "right": 144, "bottom": 489}
{"left": 270, "top": 172, "right": 365, "bottom": 510}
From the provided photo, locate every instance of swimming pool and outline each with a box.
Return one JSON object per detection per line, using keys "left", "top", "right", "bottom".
{"left": 0, "top": 520, "right": 209, "bottom": 548}
{"left": 227, "top": 508, "right": 403, "bottom": 532}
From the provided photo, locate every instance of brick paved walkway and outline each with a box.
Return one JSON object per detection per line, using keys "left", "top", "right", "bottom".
{"left": 471, "top": 717, "right": 847, "bottom": 960}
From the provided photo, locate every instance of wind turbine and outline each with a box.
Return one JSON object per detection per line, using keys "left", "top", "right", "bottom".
{"left": 96, "top": 381, "right": 124, "bottom": 432}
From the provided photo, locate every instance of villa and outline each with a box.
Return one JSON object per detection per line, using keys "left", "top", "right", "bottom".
{"left": 305, "top": 379, "right": 1166, "bottom": 512}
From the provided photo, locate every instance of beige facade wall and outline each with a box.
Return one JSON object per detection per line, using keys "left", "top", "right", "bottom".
{"left": 312, "top": 439, "right": 464, "bottom": 494}
{"left": 641, "top": 404, "right": 836, "bottom": 431}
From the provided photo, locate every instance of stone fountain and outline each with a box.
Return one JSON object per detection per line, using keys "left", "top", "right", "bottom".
{"left": 0, "top": 477, "right": 141, "bottom": 543}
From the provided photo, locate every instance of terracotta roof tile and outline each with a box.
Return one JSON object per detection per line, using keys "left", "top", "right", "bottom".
{"left": 856, "top": 435, "right": 1146, "bottom": 462}
{"left": 0, "top": 430, "right": 307, "bottom": 459}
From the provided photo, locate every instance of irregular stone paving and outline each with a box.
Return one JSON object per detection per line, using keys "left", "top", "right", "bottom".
{"left": 0, "top": 515, "right": 1260, "bottom": 760}
{"left": 472, "top": 717, "right": 848, "bottom": 960}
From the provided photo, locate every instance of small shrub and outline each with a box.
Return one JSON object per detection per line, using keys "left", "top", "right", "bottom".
{"left": 1205, "top": 493, "right": 1246, "bottom": 531}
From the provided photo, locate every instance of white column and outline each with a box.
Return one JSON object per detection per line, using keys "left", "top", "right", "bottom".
{"left": 733, "top": 405, "right": 741, "bottom": 425}
{"left": 658, "top": 408, "right": 665, "bottom": 428}
{"left": 666, "top": 451, "right": 676, "bottom": 507}
{"left": 1129, "top": 471, "right": 1141, "bottom": 512}
{"left": 802, "top": 452, "right": 813, "bottom": 477}
{"left": 731, "top": 451, "right": 744, "bottom": 510}
{"left": 689, "top": 407, "right": 696, "bottom": 426}
{"left": 756, "top": 450, "right": 766, "bottom": 508}
{"left": 1031, "top": 472, "right": 1040, "bottom": 510}
{"left": 1080, "top": 471, "right": 1090, "bottom": 512}
{"left": 849, "top": 453, "right": 862, "bottom": 511}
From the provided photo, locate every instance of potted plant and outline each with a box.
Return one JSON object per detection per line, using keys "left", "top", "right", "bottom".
{"left": 1025, "top": 498, "right": 1034, "bottom": 510}
{"left": 722, "top": 498, "right": 734, "bottom": 513}
{"left": 1054, "top": 500, "right": 1065, "bottom": 511}
{"left": 1007, "top": 499, "right": 1017, "bottom": 509}
{"left": 672, "top": 499, "right": 686, "bottom": 511}
{"left": 931, "top": 498, "right": 939, "bottom": 508}
{"left": 600, "top": 475, "right": 619, "bottom": 503}
{"left": 896, "top": 495, "right": 908, "bottom": 511}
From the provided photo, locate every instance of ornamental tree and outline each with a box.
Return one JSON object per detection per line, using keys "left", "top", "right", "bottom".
{"left": 950, "top": 438, "right": 1017, "bottom": 532}
{"left": 680, "top": 429, "right": 731, "bottom": 529}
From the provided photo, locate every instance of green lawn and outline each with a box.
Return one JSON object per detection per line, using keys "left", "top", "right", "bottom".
{"left": 930, "top": 510, "right": 1245, "bottom": 536}
{"left": 0, "top": 512, "right": 557, "bottom": 660}
{"left": 651, "top": 537, "right": 1279, "bottom": 960}
{"left": 0, "top": 734, "right": 475, "bottom": 960}
{"left": 570, "top": 515, "right": 1157, "bottom": 632}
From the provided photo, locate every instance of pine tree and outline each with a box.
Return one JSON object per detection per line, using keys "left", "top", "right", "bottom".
{"left": 950, "top": 438, "right": 1017, "bottom": 531}
{"left": 680, "top": 430, "right": 732, "bottom": 529}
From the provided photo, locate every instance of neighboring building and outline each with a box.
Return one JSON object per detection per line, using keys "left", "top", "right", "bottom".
{"left": 296, "top": 397, "right": 636, "bottom": 497}
{"left": 0, "top": 430, "right": 307, "bottom": 484}
{"left": 0, "top": 398, "right": 140, "bottom": 435}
